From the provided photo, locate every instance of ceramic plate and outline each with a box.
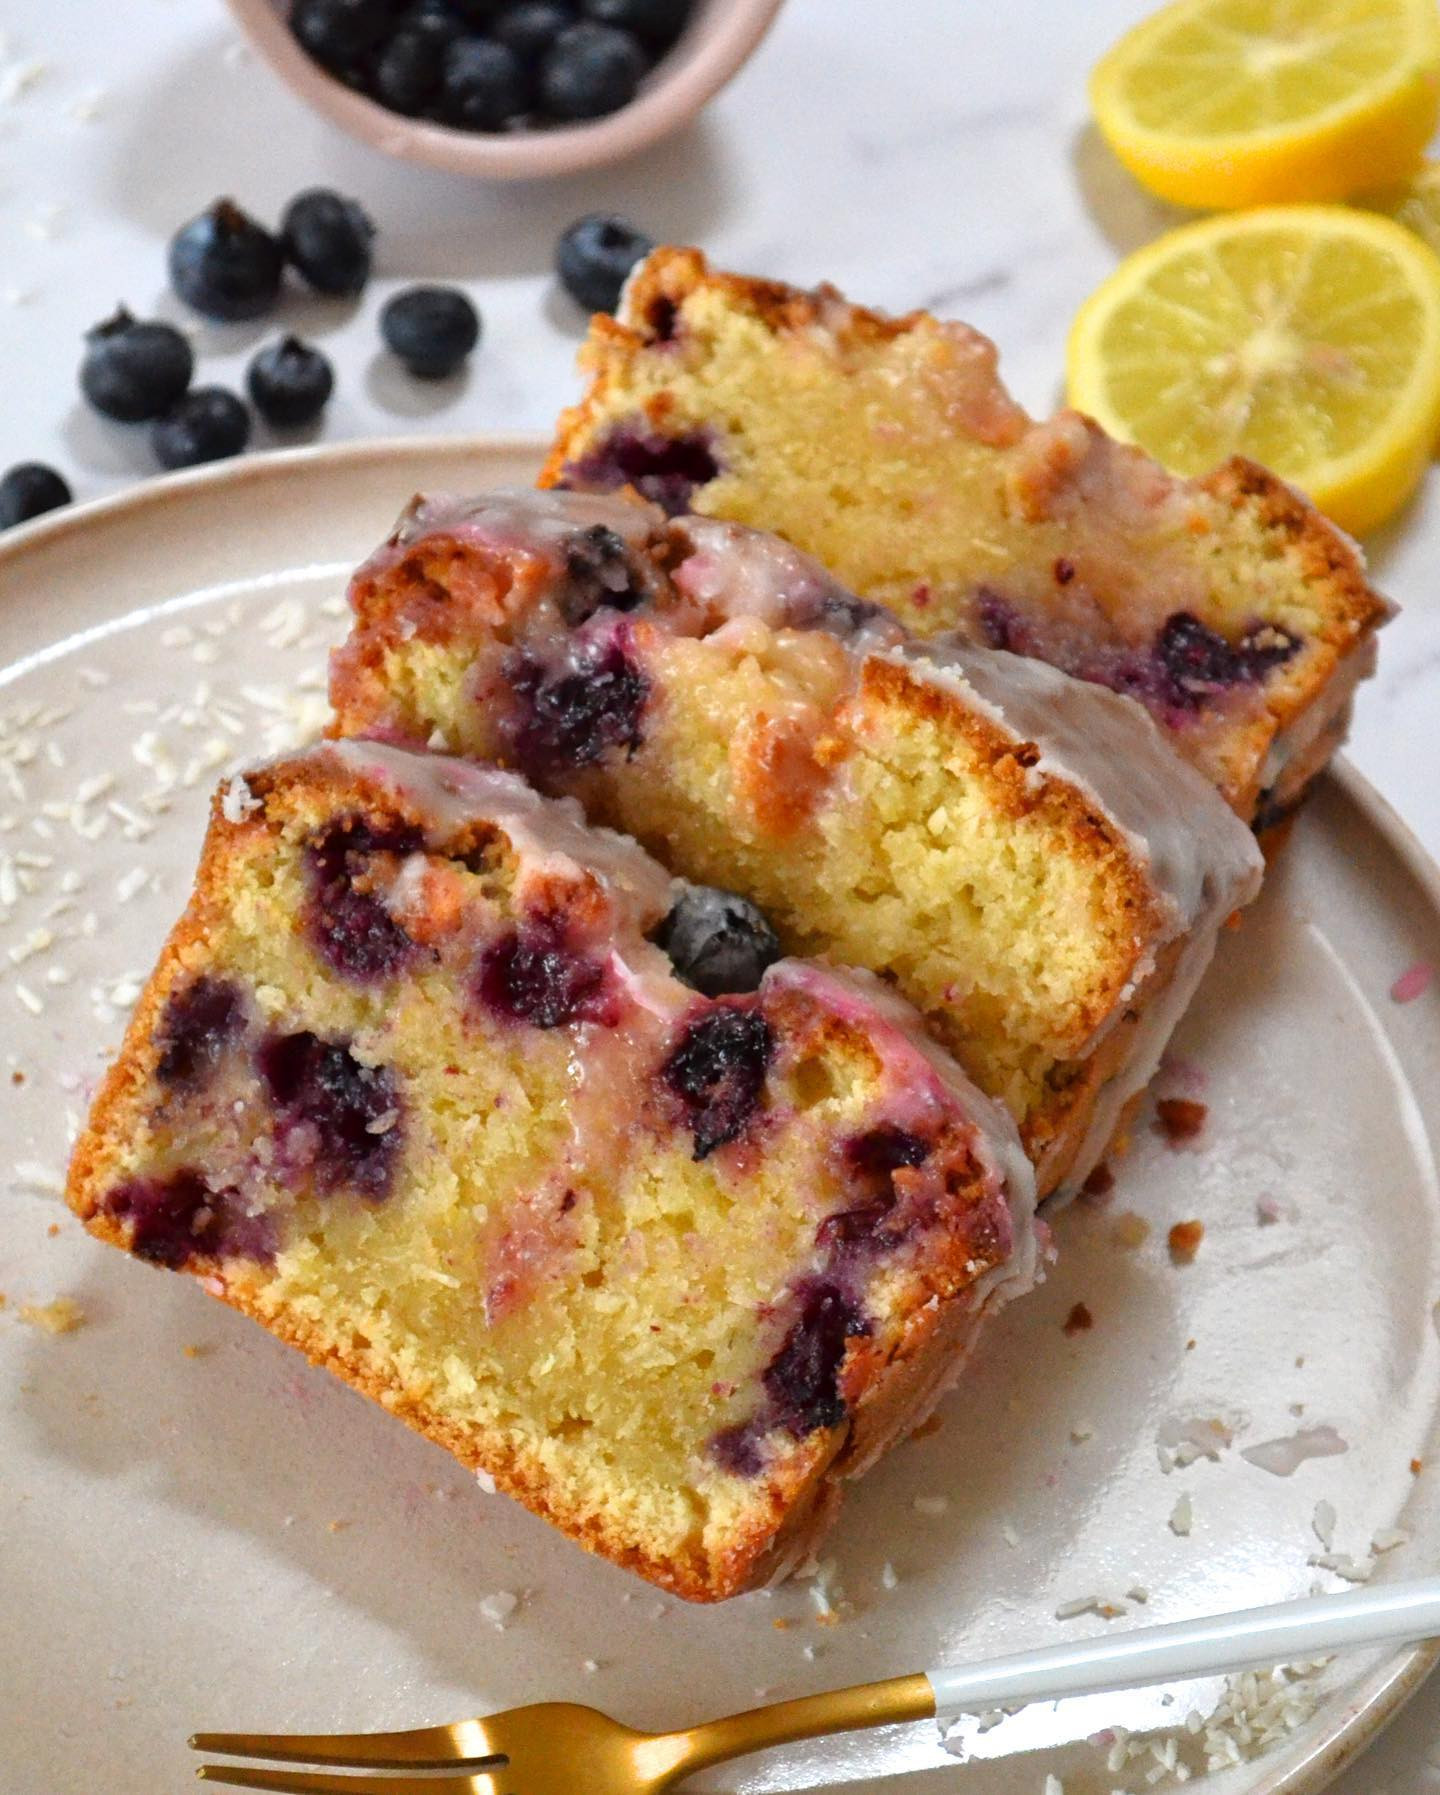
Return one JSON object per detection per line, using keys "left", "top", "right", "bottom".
{"left": 5, "top": 439, "right": 1440, "bottom": 1795}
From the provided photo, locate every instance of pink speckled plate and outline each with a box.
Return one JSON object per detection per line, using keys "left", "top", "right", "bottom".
{"left": 3, "top": 439, "right": 1440, "bottom": 1795}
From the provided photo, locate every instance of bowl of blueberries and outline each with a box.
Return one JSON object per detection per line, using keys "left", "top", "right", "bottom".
{"left": 227, "top": 0, "right": 784, "bottom": 178}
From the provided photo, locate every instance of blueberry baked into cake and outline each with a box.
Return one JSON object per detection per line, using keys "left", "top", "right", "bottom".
{"left": 329, "top": 488, "right": 1262, "bottom": 1196}
{"left": 65, "top": 740, "right": 1037, "bottom": 1599}
{"left": 541, "top": 247, "right": 1392, "bottom": 826}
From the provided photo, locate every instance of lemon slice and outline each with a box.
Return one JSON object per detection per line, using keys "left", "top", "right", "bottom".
{"left": 1090, "top": 0, "right": 1440, "bottom": 210}
{"left": 1364, "top": 156, "right": 1440, "bottom": 253}
{"left": 1067, "top": 206, "right": 1440, "bottom": 536}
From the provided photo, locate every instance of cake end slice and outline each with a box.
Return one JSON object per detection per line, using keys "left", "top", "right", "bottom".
{"left": 67, "top": 740, "right": 1036, "bottom": 1599}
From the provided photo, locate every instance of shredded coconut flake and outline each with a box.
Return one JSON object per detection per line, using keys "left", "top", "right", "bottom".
{"left": 479, "top": 1590, "right": 518, "bottom": 1628}
{"left": 1242, "top": 1425, "right": 1347, "bottom": 1477}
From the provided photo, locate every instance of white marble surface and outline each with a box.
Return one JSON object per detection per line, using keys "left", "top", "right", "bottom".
{"left": 2, "top": 0, "right": 1438, "bottom": 1788}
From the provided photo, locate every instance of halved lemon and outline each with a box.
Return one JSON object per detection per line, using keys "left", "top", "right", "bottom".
{"left": 1090, "top": 0, "right": 1440, "bottom": 211}
{"left": 1067, "top": 206, "right": 1440, "bottom": 536}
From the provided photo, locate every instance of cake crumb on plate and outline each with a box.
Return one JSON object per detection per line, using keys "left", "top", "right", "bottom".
{"left": 18, "top": 1295, "right": 83, "bottom": 1333}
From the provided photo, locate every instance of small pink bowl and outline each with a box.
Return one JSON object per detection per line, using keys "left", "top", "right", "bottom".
{"left": 225, "top": 0, "right": 785, "bottom": 179}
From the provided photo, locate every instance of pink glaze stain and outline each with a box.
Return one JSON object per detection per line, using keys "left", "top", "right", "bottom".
{"left": 1390, "top": 961, "right": 1434, "bottom": 1004}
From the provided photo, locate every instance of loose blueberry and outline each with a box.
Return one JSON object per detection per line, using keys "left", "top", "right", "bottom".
{"left": 151, "top": 388, "right": 252, "bottom": 470}
{"left": 305, "top": 817, "right": 421, "bottom": 983}
{"left": 556, "top": 213, "right": 654, "bottom": 315}
{"left": 372, "top": 24, "right": 449, "bottom": 112}
{"left": 559, "top": 522, "right": 645, "bottom": 623}
{"left": 581, "top": 0, "right": 689, "bottom": 45}
{"left": 540, "top": 21, "right": 646, "bottom": 119}
{"left": 661, "top": 1005, "right": 773, "bottom": 1160}
{"left": 763, "top": 1280, "right": 869, "bottom": 1436}
{"left": 477, "top": 926, "right": 614, "bottom": 1028}
{"left": 168, "top": 200, "right": 284, "bottom": 322}
{"left": 79, "top": 307, "right": 194, "bottom": 423}
{"left": 155, "top": 977, "right": 244, "bottom": 1089}
{"left": 507, "top": 640, "right": 650, "bottom": 773}
{"left": 562, "top": 425, "right": 719, "bottom": 514}
{"left": 0, "top": 463, "right": 71, "bottom": 530}
{"left": 380, "top": 284, "right": 481, "bottom": 379}
{"left": 101, "top": 1168, "right": 274, "bottom": 1267}
{"left": 279, "top": 189, "right": 375, "bottom": 297}
{"left": 655, "top": 885, "right": 780, "bottom": 999}
{"left": 442, "top": 34, "right": 530, "bottom": 128}
{"left": 247, "top": 336, "right": 335, "bottom": 428}
{"left": 491, "top": 1, "right": 576, "bottom": 60}
{"left": 259, "top": 1030, "right": 403, "bottom": 1199}
{"left": 290, "top": 0, "right": 391, "bottom": 68}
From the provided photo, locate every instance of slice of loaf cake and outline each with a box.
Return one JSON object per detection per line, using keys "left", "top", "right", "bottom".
{"left": 66, "top": 740, "right": 1036, "bottom": 1600}
{"left": 329, "top": 489, "right": 1262, "bottom": 1196}
{"left": 541, "top": 247, "right": 1392, "bottom": 825}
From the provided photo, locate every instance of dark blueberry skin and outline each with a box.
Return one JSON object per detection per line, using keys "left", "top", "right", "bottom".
{"left": 102, "top": 1169, "right": 274, "bottom": 1268}
{"left": 380, "top": 285, "right": 481, "bottom": 379}
{"left": 562, "top": 425, "right": 719, "bottom": 515}
{"left": 151, "top": 388, "right": 252, "bottom": 470}
{"left": 442, "top": 35, "right": 530, "bottom": 128}
{"left": 477, "top": 926, "right": 614, "bottom": 1028}
{"left": 305, "top": 817, "right": 422, "bottom": 984}
{"left": 1156, "top": 610, "right": 1300, "bottom": 709}
{"left": 540, "top": 21, "right": 646, "bottom": 119}
{"left": 662, "top": 1005, "right": 773, "bottom": 1160}
{"left": 280, "top": 189, "right": 375, "bottom": 297}
{"left": 290, "top": 0, "right": 392, "bottom": 68}
{"left": 259, "top": 1030, "right": 403, "bottom": 1199}
{"left": 372, "top": 24, "right": 450, "bottom": 112}
{"left": 491, "top": 2, "right": 576, "bottom": 60}
{"left": 247, "top": 336, "right": 335, "bottom": 428}
{"left": 79, "top": 307, "right": 194, "bottom": 423}
{"left": 507, "top": 640, "right": 650, "bottom": 775}
{"left": 555, "top": 214, "right": 655, "bottom": 315}
{"left": 155, "top": 977, "right": 245, "bottom": 1089}
{"left": 449, "top": 0, "right": 504, "bottom": 21}
{"left": 168, "top": 200, "right": 284, "bottom": 322}
{"left": 709, "top": 1421, "right": 766, "bottom": 1477}
{"left": 975, "top": 587, "right": 1030, "bottom": 655}
{"left": 817, "top": 1127, "right": 931, "bottom": 1251}
{"left": 0, "top": 463, "right": 71, "bottom": 530}
{"left": 558, "top": 522, "right": 645, "bottom": 623}
{"left": 763, "top": 1280, "right": 870, "bottom": 1436}
{"left": 654, "top": 886, "right": 780, "bottom": 999}
{"left": 582, "top": 0, "right": 690, "bottom": 45}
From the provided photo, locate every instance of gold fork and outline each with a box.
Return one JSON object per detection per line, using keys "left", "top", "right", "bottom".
{"left": 192, "top": 1576, "right": 1440, "bottom": 1793}
{"left": 193, "top": 1675, "right": 933, "bottom": 1795}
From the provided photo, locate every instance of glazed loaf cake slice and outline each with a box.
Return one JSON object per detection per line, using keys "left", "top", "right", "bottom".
{"left": 66, "top": 740, "right": 1036, "bottom": 1600}
{"left": 541, "top": 247, "right": 1391, "bottom": 825}
{"left": 328, "top": 489, "right": 1262, "bottom": 1196}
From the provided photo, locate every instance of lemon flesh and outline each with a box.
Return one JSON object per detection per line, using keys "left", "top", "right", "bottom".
{"left": 1091, "top": 0, "right": 1440, "bottom": 209}
{"left": 1068, "top": 206, "right": 1440, "bottom": 536}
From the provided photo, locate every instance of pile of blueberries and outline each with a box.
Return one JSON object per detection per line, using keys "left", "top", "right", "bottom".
{"left": 1, "top": 191, "right": 654, "bottom": 534}
{"left": 291, "top": 0, "right": 693, "bottom": 132}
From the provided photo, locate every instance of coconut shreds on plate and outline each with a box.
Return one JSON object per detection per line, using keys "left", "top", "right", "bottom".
{"left": 944, "top": 1659, "right": 1334, "bottom": 1786}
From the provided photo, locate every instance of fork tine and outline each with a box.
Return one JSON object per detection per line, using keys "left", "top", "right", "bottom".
{"left": 195, "top": 1767, "right": 501, "bottom": 1795}
{"left": 189, "top": 1725, "right": 504, "bottom": 1768}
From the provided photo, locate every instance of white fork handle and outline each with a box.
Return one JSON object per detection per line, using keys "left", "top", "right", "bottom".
{"left": 926, "top": 1575, "right": 1440, "bottom": 1719}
